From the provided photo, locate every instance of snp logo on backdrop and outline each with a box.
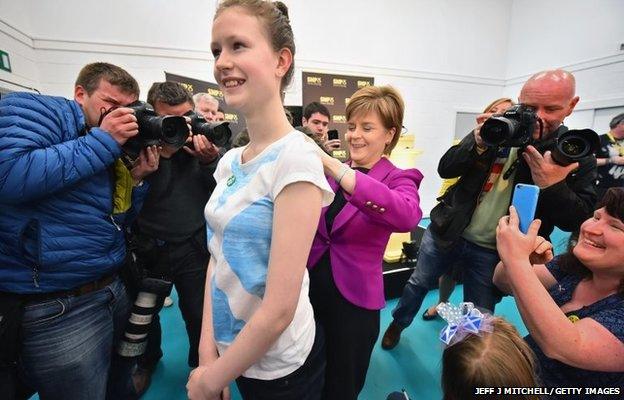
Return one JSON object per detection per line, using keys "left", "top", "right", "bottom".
{"left": 307, "top": 76, "right": 322, "bottom": 86}
{"left": 208, "top": 88, "right": 224, "bottom": 99}
{"left": 320, "top": 96, "right": 335, "bottom": 106}
{"left": 180, "top": 83, "right": 194, "bottom": 93}
{"left": 333, "top": 115, "right": 346, "bottom": 123}
{"left": 225, "top": 113, "right": 239, "bottom": 124}
{"left": 333, "top": 78, "right": 347, "bottom": 88}
{"left": 357, "top": 80, "right": 371, "bottom": 88}
{"left": 345, "top": 97, "right": 351, "bottom": 105}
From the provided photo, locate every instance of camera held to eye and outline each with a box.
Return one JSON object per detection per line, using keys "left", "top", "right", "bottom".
{"left": 120, "top": 101, "right": 189, "bottom": 159}
{"left": 184, "top": 111, "right": 232, "bottom": 148}
{"left": 480, "top": 104, "right": 538, "bottom": 148}
{"left": 480, "top": 104, "right": 599, "bottom": 166}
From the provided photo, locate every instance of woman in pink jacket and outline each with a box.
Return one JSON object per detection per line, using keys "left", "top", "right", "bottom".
{"left": 307, "top": 85, "right": 423, "bottom": 400}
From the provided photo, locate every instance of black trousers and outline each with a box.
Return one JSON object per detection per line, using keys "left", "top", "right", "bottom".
{"left": 236, "top": 322, "right": 325, "bottom": 400}
{"left": 308, "top": 255, "right": 380, "bottom": 400}
{"left": 135, "top": 228, "right": 209, "bottom": 369}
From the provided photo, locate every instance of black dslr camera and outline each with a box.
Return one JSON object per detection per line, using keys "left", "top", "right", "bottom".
{"left": 184, "top": 111, "right": 232, "bottom": 148}
{"left": 121, "top": 101, "right": 189, "bottom": 159}
{"left": 480, "top": 104, "right": 538, "bottom": 148}
{"left": 480, "top": 104, "right": 599, "bottom": 166}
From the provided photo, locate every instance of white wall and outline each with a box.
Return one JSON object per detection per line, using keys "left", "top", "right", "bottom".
{"left": 506, "top": 0, "right": 623, "bottom": 79}
{"left": 1, "top": 0, "right": 622, "bottom": 214}
{"left": 0, "top": 0, "right": 38, "bottom": 92}
{"left": 504, "top": 0, "right": 624, "bottom": 109}
{"left": 502, "top": 0, "right": 624, "bottom": 166}
{"left": 0, "top": 0, "right": 514, "bottom": 213}
{"left": 289, "top": 0, "right": 511, "bottom": 79}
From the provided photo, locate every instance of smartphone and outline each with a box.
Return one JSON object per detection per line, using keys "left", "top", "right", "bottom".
{"left": 511, "top": 183, "right": 539, "bottom": 234}
{"left": 327, "top": 129, "right": 339, "bottom": 141}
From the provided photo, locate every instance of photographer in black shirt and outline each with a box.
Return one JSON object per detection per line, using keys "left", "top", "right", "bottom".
{"left": 131, "top": 82, "right": 220, "bottom": 394}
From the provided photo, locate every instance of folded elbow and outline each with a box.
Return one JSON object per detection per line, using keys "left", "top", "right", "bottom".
{"left": 397, "top": 212, "right": 423, "bottom": 232}
{"left": 542, "top": 344, "right": 564, "bottom": 362}
{"left": 437, "top": 168, "right": 454, "bottom": 180}
{"left": 272, "top": 305, "right": 297, "bottom": 333}
{"left": 540, "top": 338, "right": 576, "bottom": 365}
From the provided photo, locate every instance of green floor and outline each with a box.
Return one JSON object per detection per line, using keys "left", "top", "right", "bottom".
{"left": 141, "top": 227, "right": 570, "bottom": 400}
{"left": 140, "top": 287, "right": 527, "bottom": 400}
{"left": 31, "top": 228, "right": 570, "bottom": 399}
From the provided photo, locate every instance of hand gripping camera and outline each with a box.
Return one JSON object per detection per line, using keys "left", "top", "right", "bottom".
{"left": 480, "top": 104, "right": 599, "bottom": 165}
{"left": 119, "top": 101, "right": 190, "bottom": 159}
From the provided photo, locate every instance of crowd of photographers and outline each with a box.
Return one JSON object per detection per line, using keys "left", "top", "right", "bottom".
{"left": 0, "top": 59, "right": 623, "bottom": 400}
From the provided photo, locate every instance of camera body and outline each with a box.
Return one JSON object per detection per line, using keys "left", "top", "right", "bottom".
{"left": 480, "top": 104, "right": 599, "bottom": 166}
{"left": 480, "top": 104, "right": 537, "bottom": 148}
{"left": 121, "top": 101, "right": 189, "bottom": 159}
{"left": 184, "top": 111, "right": 232, "bottom": 148}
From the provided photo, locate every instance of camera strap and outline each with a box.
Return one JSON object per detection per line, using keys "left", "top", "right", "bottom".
{"left": 606, "top": 133, "right": 624, "bottom": 156}
{"left": 502, "top": 158, "right": 519, "bottom": 180}
{"left": 97, "top": 106, "right": 115, "bottom": 127}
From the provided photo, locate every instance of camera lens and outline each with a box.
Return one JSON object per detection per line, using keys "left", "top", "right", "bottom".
{"left": 551, "top": 128, "right": 599, "bottom": 166}
{"left": 160, "top": 116, "right": 189, "bottom": 147}
{"left": 560, "top": 137, "right": 586, "bottom": 156}
{"left": 162, "top": 123, "right": 176, "bottom": 140}
{"left": 480, "top": 118, "right": 514, "bottom": 147}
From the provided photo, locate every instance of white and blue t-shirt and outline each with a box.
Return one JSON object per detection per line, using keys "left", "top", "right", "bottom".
{"left": 204, "top": 130, "right": 333, "bottom": 380}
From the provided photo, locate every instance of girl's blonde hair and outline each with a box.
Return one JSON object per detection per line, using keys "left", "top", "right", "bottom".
{"left": 442, "top": 317, "right": 539, "bottom": 400}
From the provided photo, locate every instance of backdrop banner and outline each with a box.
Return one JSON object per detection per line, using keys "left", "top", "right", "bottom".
{"left": 165, "top": 72, "right": 245, "bottom": 138}
{"left": 302, "top": 71, "right": 374, "bottom": 159}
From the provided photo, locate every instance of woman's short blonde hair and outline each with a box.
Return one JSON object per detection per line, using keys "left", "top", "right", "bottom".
{"left": 482, "top": 97, "right": 515, "bottom": 113}
{"left": 345, "top": 85, "right": 404, "bottom": 155}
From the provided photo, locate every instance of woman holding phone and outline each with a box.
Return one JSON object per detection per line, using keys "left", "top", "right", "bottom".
{"left": 494, "top": 187, "right": 624, "bottom": 390}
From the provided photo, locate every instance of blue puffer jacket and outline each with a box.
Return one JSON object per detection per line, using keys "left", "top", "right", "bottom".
{"left": 0, "top": 92, "right": 141, "bottom": 293}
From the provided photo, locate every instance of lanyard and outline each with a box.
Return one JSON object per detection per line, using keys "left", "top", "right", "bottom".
{"left": 606, "top": 132, "right": 624, "bottom": 156}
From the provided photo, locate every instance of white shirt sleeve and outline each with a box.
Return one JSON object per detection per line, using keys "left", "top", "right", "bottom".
{"left": 271, "top": 135, "right": 334, "bottom": 206}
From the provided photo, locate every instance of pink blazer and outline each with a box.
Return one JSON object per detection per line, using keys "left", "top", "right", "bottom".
{"left": 307, "top": 157, "right": 423, "bottom": 310}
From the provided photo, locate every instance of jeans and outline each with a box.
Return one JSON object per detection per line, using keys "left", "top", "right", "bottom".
{"left": 18, "top": 276, "right": 131, "bottom": 400}
{"left": 391, "top": 226, "right": 500, "bottom": 328}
